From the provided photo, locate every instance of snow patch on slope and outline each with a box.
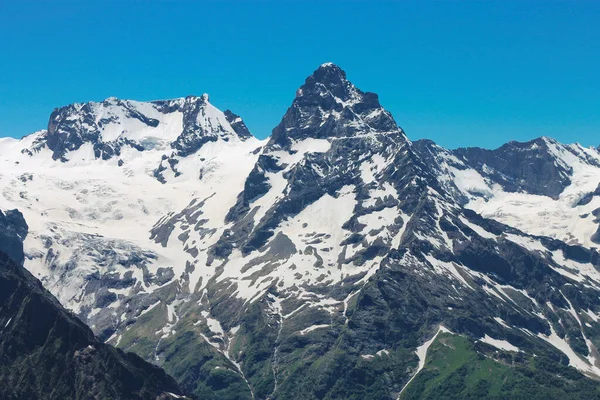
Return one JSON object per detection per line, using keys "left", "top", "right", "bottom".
{"left": 478, "top": 334, "right": 521, "bottom": 352}
{"left": 398, "top": 326, "right": 450, "bottom": 397}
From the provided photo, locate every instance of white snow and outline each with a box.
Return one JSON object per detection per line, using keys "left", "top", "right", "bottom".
{"left": 398, "top": 326, "right": 450, "bottom": 397}
{"left": 0, "top": 98, "right": 266, "bottom": 342}
{"left": 549, "top": 250, "right": 600, "bottom": 286}
{"left": 449, "top": 166, "right": 494, "bottom": 198}
{"left": 358, "top": 206, "right": 401, "bottom": 233}
{"left": 493, "top": 317, "right": 511, "bottom": 329}
{"left": 478, "top": 334, "right": 521, "bottom": 352}
{"left": 537, "top": 325, "right": 600, "bottom": 377}
{"left": 459, "top": 216, "right": 497, "bottom": 240}
{"left": 298, "top": 324, "right": 329, "bottom": 335}
{"left": 585, "top": 309, "right": 600, "bottom": 323}
{"left": 560, "top": 292, "right": 599, "bottom": 368}
{"left": 482, "top": 285, "right": 507, "bottom": 302}
{"left": 217, "top": 184, "right": 359, "bottom": 303}
{"left": 164, "top": 392, "right": 185, "bottom": 399}
{"left": 424, "top": 255, "right": 473, "bottom": 289}
{"left": 201, "top": 310, "right": 225, "bottom": 336}
{"left": 377, "top": 349, "right": 390, "bottom": 356}
{"left": 290, "top": 138, "right": 331, "bottom": 154}
{"left": 504, "top": 233, "right": 548, "bottom": 254}
{"left": 465, "top": 142, "right": 600, "bottom": 247}
{"left": 360, "top": 349, "right": 398, "bottom": 361}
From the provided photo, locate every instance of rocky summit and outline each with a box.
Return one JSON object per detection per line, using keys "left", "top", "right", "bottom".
{"left": 1, "top": 64, "right": 600, "bottom": 399}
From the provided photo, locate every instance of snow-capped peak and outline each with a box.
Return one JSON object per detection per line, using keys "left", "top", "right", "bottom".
{"left": 31, "top": 95, "right": 254, "bottom": 161}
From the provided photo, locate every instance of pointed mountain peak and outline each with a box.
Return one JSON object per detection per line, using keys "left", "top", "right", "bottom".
{"left": 312, "top": 62, "right": 347, "bottom": 83}
{"left": 320, "top": 61, "right": 336, "bottom": 68}
{"left": 295, "top": 63, "right": 358, "bottom": 106}
{"left": 270, "top": 64, "right": 405, "bottom": 148}
{"left": 102, "top": 96, "right": 120, "bottom": 104}
{"left": 223, "top": 109, "right": 253, "bottom": 141}
{"left": 183, "top": 93, "right": 210, "bottom": 105}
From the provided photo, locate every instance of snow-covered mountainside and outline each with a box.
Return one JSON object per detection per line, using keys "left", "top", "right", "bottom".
{"left": 0, "top": 207, "right": 187, "bottom": 399}
{"left": 36, "top": 93, "right": 253, "bottom": 160}
{"left": 414, "top": 137, "right": 600, "bottom": 247}
{"left": 0, "top": 95, "right": 264, "bottom": 340}
{"left": 2, "top": 63, "right": 600, "bottom": 399}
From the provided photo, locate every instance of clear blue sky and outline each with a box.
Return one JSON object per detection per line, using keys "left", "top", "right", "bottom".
{"left": 1, "top": 1, "right": 599, "bottom": 149}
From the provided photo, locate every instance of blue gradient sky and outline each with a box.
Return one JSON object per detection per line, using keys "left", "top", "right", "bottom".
{"left": 1, "top": 1, "right": 598, "bottom": 149}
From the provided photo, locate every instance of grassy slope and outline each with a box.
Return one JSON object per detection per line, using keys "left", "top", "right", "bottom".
{"left": 401, "top": 333, "right": 600, "bottom": 400}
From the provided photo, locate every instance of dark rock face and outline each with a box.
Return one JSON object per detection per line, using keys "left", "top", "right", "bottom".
{"left": 0, "top": 209, "right": 28, "bottom": 265}
{"left": 224, "top": 110, "right": 253, "bottom": 141}
{"left": 592, "top": 226, "right": 600, "bottom": 244}
{"left": 45, "top": 98, "right": 156, "bottom": 161}
{"left": 46, "top": 102, "right": 104, "bottom": 161}
{"left": 170, "top": 95, "right": 220, "bottom": 157}
{"left": 591, "top": 207, "right": 600, "bottom": 244}
{"left": 453, "top": 137, "right": 574, "bottom": 199}
{"left": 0, "top": 249, "right": 186, "bottom": 400}
{"left": 270, "top": 63, "right": 403, "bottom": 150}
{"left": 415, "top": 136, "right": 600, "bottom": 202}
{"left": 411, "top": 139, "right": 471, "bottom": 203}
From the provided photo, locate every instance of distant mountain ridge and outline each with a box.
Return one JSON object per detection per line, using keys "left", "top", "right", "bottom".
{"left": 0, "top": 64, "right": 600, "bottom": 399}
{"left": 414, "top": 136, "right": 600, "bottom": 247}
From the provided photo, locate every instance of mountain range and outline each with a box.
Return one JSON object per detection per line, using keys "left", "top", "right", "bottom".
{"left": 1, "top": 63, "right": 600, "bottom": 399}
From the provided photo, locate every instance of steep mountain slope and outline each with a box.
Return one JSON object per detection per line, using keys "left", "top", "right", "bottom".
{"left": 401, "top": 330, "right": 600, "bottom": 399}
{"left": 2, "top": 64, "right": 600, "bottom": 399}
{"left": 0, "top": 209, "right": 187, "bottom": 399}
{"left": 107, "top": 65, "right": 600, "bottom": 398}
